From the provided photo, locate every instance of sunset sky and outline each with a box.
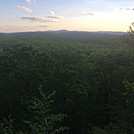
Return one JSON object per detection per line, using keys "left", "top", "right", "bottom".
{"left": 0, "top": 0, "right": 134, "bottom": 32}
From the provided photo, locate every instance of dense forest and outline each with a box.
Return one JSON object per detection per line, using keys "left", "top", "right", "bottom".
{"left": 0, "top": 29, "right": 134, "bottom": 134}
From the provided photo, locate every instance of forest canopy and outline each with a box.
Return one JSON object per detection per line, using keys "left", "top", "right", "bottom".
{"left": 0, "top": 31, "right": 134, "bottom": 134}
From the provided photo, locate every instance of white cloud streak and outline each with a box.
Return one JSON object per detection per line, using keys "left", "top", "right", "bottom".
{"left": 47, "top": 15, "right": 64, "bottom": 19}
{"left": 19, "top": 10, "right": 64, "bottom": 23}
{"left": 21, "top": 16, "right": 60, "bottom": 22}
{"left": 16, "top": 6, "right": 32, "bottom": 13}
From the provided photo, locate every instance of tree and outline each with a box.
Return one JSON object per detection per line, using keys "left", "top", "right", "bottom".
{"left": 24, "top": 89, "right": 68, "bottom": 134}
{"left": 90, "top": 123, "right": 126, "bottom": 134}
{"left": 0, "top": 115, "right": 14, "bottom": 134}
{"left": 128, "top": 22, "right": 134, "bottom": 35}
{"left": 124, "top": 22, "right": 134, "bottom": 46}
{"left": 0, "top": 89, "right": 68, "bottom": 134}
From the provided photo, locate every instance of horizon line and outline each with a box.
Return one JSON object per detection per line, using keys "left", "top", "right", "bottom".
{"left": 0, "top": 30, "right": 127, "bottom": 34}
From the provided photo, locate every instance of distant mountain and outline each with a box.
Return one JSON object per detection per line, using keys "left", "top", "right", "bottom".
{"left": 0, "top": 33, "right": 7, "bottom": 36}
{"left": 48, "top": 30, "right": 69, "bottom": 33}
{"left": 7, "top": 30, "right": 126, "bottom": 39}
{"left": 44, "top": 30, "right": 126, "bottom": 35}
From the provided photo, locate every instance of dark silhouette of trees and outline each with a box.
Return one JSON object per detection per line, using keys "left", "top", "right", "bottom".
{"left": 0, "top": 31, "right": 134, "bottom": 133}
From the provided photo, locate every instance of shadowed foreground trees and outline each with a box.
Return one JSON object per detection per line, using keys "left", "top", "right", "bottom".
{"left": 89, "top": 80, "right": 134, "bottom": 134}
{"left": 0, "top": 89, "right": 67, "bottom": 134}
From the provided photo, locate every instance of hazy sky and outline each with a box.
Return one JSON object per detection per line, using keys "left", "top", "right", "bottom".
{"left": 0, "top": 0, "right": 134, "bottom": 32}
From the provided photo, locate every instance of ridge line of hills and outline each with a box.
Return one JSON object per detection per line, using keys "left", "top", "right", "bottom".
{"left": 0, "top": 30, "right": 127, "bottom": 39}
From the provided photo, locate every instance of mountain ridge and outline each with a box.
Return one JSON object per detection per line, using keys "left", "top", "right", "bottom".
{"left": 0, "top": 30, "right": 127, "bottom": 39}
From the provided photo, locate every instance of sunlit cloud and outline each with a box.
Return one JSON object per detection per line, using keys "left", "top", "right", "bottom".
{"left": 49, "top": 11, "right": 55, "bottom": 15}
{"left": 25, "top": 0, "right": 35, "bottom": 3}
{"left": 47, "top": 11, "right": 64, "bottom": 19}
{"left": 47, "top": 15, "right": 64, "bottom": 19}
{"left": 21, "top": 16, "right": 60, "bottom": 22}
{"left": 19, "top": 10, "right": 64, "bottom": 23}
{"left": 16, "top": 6, "right": 32, "bottom": 13}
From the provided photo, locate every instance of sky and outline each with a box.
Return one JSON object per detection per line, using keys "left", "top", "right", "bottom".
{"left": 0, "top": 0, "right": 134, "bottom": 33}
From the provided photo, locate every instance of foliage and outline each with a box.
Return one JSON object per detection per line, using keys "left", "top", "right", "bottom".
{"left": 24, "top": 89, "right": 68, "bottom": 134}
{"left": 0, "top": 115, "right": 14, "bottom": 134}
{"left": 0, "top": 31, "right": 134, "bottom": 134}
{"left": 0, "top": 89, "right": 67, "bottom": 134}
{"left": 90, "top": 123, "right": 126, "bottom": 134}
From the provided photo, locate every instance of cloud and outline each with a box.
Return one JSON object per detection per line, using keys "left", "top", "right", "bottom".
{"left": 21, "top": 16, "right": 60, "bottom": 22}
{"left": 47, "top": 11, "right": 64, "bottom": 19}
{"left": 87, "top": 13, "right": 94, "bottom": 16}
{"left": 25, "top": 0, "right": 35, "bottom": 3}
{"left": 47, "top": 15, "right": 64, "bottom": 19}
{"left": 81, "top": 11, "right": 94, "bottom": 16}
{"left": 16, "top": 6, "right": 32, "bottom": 13}
{"left": 116, "top": 7, "right": 134, "bottom": 12}
{"left": 49, "top": 11, "right": 55, "bottom": 15}
{"left": 124, "top": 8, "right": 131, "bottom": 10}
{"left": 120, "top": 8, "right": 131, "bottom": 11}
{"left": 19, "top": 10, "right": 64, "bottom": 23}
